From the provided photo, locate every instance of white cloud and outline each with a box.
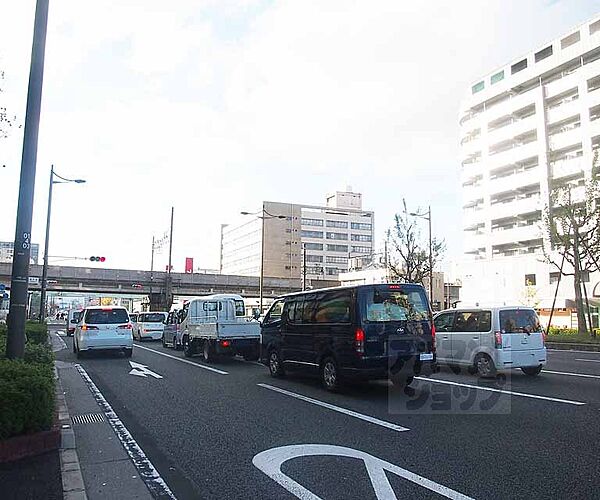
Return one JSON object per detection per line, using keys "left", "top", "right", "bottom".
{"left": 1, "top": 0, "right": 600, "bottom": 273}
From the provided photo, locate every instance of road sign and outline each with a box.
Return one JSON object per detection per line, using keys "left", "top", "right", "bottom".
{"left": 128, "top": 361, "right": 163, "bottom": 379}
{"left": 0, "top": 284, "right": 5, "bottom": 291}
{"left": 28, "top": 277, "right": 40, "bottom": 284}
{"left": 253, "top": 444, "right": 473, "bottom": 500}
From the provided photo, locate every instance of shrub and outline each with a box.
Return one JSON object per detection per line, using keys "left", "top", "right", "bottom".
{"left": 23, "top": 343, "right": 54, "bottom": 365}
{"left": 0, "top": 360, "right": 55, "bottom": 440}
{"left": 547, "top": 327, "right": 579, "bottom": 336}
{"left": 25, "top": 321, "right": 49, "bottom": 345}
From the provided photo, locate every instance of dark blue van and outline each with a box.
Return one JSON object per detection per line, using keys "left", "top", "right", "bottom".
{"left": 260, "top": 283, "right": 437, "bottom": 391}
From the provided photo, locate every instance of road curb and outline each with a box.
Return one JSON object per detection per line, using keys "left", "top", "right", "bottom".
{"left": 546, "top": 342, "right": 600, "bottom": 352}
{"left": 55, "top": 365, "right": 88, "bottom": 500}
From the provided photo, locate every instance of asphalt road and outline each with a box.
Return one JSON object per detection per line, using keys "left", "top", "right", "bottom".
{"left": 53, "top": 327, "right": 600, "bottom": 500}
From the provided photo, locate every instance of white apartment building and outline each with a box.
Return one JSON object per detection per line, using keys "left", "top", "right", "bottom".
{"left": 458, "top": 15, "right": 600, "bottom": 320}
{"left": 220, "top": 189, "right": 375, "bottom": 281}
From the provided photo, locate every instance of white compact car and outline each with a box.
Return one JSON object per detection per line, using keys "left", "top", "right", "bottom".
{"left": 134, "top": 311, "right": 168, "bottom": 341}
{"left": 434, "top": 306, "right": 547, "bottom": 377}
{"left": 73, "top": 306, "right": 133, "bottom": 358}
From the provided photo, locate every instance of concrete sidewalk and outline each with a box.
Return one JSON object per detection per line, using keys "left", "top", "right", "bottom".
{"left": 56, "top": 358, "right": 153, "bottom": 500}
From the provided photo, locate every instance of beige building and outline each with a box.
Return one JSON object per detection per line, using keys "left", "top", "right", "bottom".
{"left": 220, "top": 189, "right": 375, "bottom": 281}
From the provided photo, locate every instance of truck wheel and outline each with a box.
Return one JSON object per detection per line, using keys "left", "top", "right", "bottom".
{"left": 203, "top": 340, "right": 214, "bottom": 363}
{"left": 183, "top": 336, "right": 194, "bottom": 357}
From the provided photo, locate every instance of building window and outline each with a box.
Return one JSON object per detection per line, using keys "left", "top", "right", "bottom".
{"left": 511, "top": 58, "right": 527, "bottom": 74}
{"left": 326, "top": 232, "right": 348, "bottom": 241}
{"left": 304, "top": 242, "right": 323, "bottom": 251}
{"left": 326, "top": 267, "right": 341, "bottom": 276}
{"left": 591, "top": 20, "right": 600, "bottom": 35}
{"left": 301, "top": 218, "right": 323, "bottom": 227}
{"left": 549, "top": 272, "right": 560, "bottom": 284}
{"left": 472, "top": 81, "right": 484, "bottom": 94}
{"left": 535, "top": 45, "right": 553, "bottom": 63}
{"left": 351, "top": 245, "right": 371, "bottom": 254}
{"left": 561, "top": 31, "right": 580, "bottom": 49}
{"left": 326, "top": 256, "right": 347, "bottom": 264}
{"left": 306, "top": 255, "right": 323, "bottom": 263}
{"left": 525, "top": 274, "right": 536, "bottom": 286}
{"left": 350, "top": 222, "right": 372, "bottom": 230}
{"left": 301, "top": 230, "right": 323, "bottom": 238}
{"left": 326, "top": 220, "right": 348, "bottom": 229}
{"left": 351, "top": 234, "right": 372, "bottom": 242}
{"left": 490, "top": 70, "right": 504, "bottom": 85}
{"left": 327, "top": 244, "right": 348, "bottom": 252}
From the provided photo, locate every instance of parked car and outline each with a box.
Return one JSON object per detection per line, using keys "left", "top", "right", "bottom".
{"left": 134, "top": 311, "right": 168, "bottom": 341}
{"left": 66, "top": 309, "right": 83, "bottom": 336}
{"left": 73, "top": 306, "right": 133, "bottom": 358}
{"left": 260, "top": 283, "right": 437, "bottom": 392}
{"left": 433, "top": 306, "right": 547, "bottom": 377}
{"left": 162, "top": 309, "right": 183, "bottom": 349}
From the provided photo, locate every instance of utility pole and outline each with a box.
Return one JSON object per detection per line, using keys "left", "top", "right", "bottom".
{"left": 428, "top": 205, "right": 433, "bottom": 308}
{"left": 6, "top": 0, "right": 50, "bottom": 359}
{"left": 302, "top": 243, "right": 307, "bottom": 291}
{"left": 39, "top": 165, "right": 54, "bottom": 322}
{"left": 165, "top": 207, "right": 174, "bottom": 310}
{"left": 149, "top": 235, "right": 155, "bottom": 310}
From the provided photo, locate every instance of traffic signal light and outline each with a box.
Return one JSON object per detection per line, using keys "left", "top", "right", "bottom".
{"left": 89, "top": 256, "right": 106, "bottom": 262}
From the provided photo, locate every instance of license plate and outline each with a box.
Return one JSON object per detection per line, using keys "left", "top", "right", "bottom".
{"left": 420, "top": 353, "right": 434, "bottom": 361}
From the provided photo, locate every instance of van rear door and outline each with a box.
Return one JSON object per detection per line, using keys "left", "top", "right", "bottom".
{"left": 498, "top": 309, "right": 545, "bottom": 351}
{"left": 358, "top": 284, "right": 433, "bottom": 359}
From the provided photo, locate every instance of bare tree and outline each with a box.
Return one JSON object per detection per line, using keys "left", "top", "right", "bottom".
{"left": 0, "top": 69, "right": 18, "bottom": 140}
{"left": 542, "top": 160, "right": 600, "bottom": 336}
{"left": 386, "top": 201, "right": 445, "bottom": 285}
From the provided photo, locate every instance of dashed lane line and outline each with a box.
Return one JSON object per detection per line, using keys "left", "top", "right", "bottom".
{"left": 133, "top": 344, "right": 228, "bottom": 375}
{"left": 258, "top": 383, "right": 410, "bottom": 432}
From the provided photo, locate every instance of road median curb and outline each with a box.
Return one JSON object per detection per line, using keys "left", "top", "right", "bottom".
{"left": 546, "top": 341, "right": 600, "bottom": 352}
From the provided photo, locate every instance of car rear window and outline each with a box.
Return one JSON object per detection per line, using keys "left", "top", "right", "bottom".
{"left": 139, "top": 313, "right": 165, "bottom": 323}
{"left": 499, "top": 309, "right": 542, "bottom": 333}
{"left": 362, "top": 286, "right": 429, "bottom": 322}
{"left": 85, "top": 308, "right": 129, "bottom": 324}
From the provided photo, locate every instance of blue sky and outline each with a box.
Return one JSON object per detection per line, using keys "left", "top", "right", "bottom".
{"left": 1, "top": 0, "right": 600, "bottom": 273}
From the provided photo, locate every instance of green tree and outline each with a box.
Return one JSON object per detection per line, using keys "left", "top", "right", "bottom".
{"left": 542, "top": 159, "right": 600, "bottom": 336}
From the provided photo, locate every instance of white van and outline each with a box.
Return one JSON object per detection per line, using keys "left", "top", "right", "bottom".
{"left": 66, "top": 309, "right": 84, "bottom": 336}
{"left": 433, "top": 306, "right": 547, "bottom": 377}
{"left": 73, "top": 306, "right": 133, "bottom": 358}
{"left": 134, "top": 311, "right": 168, "bottom": 341}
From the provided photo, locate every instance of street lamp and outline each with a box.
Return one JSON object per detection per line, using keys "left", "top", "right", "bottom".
{"left": 39, "top": 165, "right": 85, "bottom": 321}
{"left": 409, "top": 206, "right": 433, "bottom": 307}
{"left": 241, "top": 208, "right": 286, "bottom": 314}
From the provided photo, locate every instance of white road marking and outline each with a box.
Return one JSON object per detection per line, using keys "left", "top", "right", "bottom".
{"left": 253, "top": 444, "right": 474, "bottom": 500}
{"left": 575, "top": 358, "right": 600, "bottom": 363}
{"left": 129, "top": 361, "right": 163, "bottom": 379}
{"left": 134, "top": 344, "right": 228, "bottom": 375}
{"left": 75, "top": 364, "right": 176, "bottom": 499}
{"left": 52, "top": 332, "right": 67, "bottom": 352}
{"left": 258, "top": 383, "right": 409, "bottom": 432}
{"left": 543, "top": 370, "right": 600, "bottom": 380}
{"left": 415, "top": 377, "right": 586, "bottom": 406}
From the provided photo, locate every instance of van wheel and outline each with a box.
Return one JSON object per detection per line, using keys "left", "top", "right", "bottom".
{"left": 322, "top": 357, "right": 341, "bottom": 392}
{"left": 203, "top": 340, "right": 214, "bottom": 363}
{"left": 522, "top": 365, "right": 542, "bottom": 376}
{"left": 124, "top": 348, "right": 133, "bottom": 358}
{"left": 475, "top": 354, "right": 496, "bottom": 378}
{"left": 268, "top": 350, "right": 285, "bottom": 377}
{"left": 183, "top": 336, "right": 194, "bottom": 357}
{"left": 161, "top": 335, "right": 167, "bottom": 348}
{"left": 72, "top": 338, "right": 77, "bottom": 353}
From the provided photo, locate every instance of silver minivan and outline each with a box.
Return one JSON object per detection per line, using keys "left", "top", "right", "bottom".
{"left": 434, "top": 307, "right": 547, "bottom": 377}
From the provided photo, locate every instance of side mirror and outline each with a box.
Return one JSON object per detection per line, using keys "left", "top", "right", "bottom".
{"left": 70, "top": 319, "right": 77, "bottom": 324}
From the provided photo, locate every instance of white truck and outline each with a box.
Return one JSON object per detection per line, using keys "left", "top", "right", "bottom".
{"left": 180, "top": 294, "right": 260, "bottom": 362}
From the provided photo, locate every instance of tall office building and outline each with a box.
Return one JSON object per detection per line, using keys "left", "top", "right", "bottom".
{"left": 220, "top": 189, "right": 375, "bottom": 281}
{"left": 0, "top": 241, "right": 39, "bottom": 265}
{"left": 458, "top": 15, "right": 600, "bottom": 313}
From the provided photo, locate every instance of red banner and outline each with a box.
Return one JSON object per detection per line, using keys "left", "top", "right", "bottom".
{"left": 185, "top": 257, "right": 193, "bottom": 274}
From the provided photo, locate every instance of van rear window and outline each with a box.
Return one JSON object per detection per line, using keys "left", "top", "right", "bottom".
{"left": 139, "top": 313, "right": 165, "bottom": 323}
{"left": 85, "top": 309, "right": 129, "bottom": 324}
{"left": 499, "top": 309, "right": 542, "bottom": 333}
{"left": 72, "top": 311, "right": 82, "bottom": 322}
{"left": 362, "top": 287, "right": 429, "bottom": 322}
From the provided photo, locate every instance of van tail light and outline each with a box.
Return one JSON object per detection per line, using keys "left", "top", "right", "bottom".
{"left": 430, "top": 323, "right": 436, "bottom": 353}
{"left": 81, "top": 324, "right": 99, "bottom": 332}
{"left": 355, "top": 328, "right": 365, "bottom": 356}
{"left": 118, "top": 323, "right": 132, "bottom": 329}
{"left": 541, "top": 329, "right": 547, "bottom": 345}
{"left": 494, "top": 331, "right": 503, "bottom": 349}
{"left": 221, "top": 340, "right": 231, "bottom": 348}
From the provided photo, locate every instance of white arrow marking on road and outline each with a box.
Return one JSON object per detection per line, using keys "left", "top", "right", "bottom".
{"left": 253, "top": 444, "right": 474, "bottom": 500}
{"left": 128, "top": 361, "right": 163, "bottom": 379}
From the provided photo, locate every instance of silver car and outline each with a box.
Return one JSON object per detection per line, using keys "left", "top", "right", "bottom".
{"left": 434, "top": 306, "right": 547, "bottom": 377}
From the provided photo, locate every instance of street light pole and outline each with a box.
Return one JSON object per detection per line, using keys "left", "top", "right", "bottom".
{"left": 39, "top": 165, "right": 54, "bottom": 321}
{"left": 6, "top": 0, "right": 50, "bottom": 358}
{"left": 38, "top": 166, "right": 86, "bottom": 322}
{"left": 409, "top": 206, "right": 434, "bottom": 306}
